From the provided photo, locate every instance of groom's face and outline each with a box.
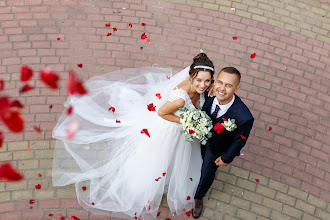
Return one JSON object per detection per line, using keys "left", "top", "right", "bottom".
{"left": 214, "top": 71, "right": 240, "bottom": 105}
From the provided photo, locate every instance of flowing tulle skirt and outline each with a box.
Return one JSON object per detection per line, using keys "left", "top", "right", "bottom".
{"left": 52, "top": 67, "right": 202, "bottom": 219}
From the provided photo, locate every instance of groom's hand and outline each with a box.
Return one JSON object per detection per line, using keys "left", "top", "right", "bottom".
{"left": 215, "top": 156, "right": 228, "bottom": 167}
{"left": 207, "top": 83, "right": 215, "bottom": 97}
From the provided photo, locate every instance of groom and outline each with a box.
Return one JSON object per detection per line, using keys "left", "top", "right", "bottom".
{"left": 192, "top": 67, "right": 254, "bottom": 218}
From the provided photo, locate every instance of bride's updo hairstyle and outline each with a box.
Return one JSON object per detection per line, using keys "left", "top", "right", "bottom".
{"left": 189, "top": 53, "right": 215, "bottom": 79}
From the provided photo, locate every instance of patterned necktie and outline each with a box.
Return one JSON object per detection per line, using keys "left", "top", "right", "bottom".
{"left": 211, "top": 105, "right": 220, "bottom": 120}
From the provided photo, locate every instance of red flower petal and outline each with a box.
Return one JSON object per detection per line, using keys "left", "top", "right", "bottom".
{"left": 186, "top": 211, "right": 191, "bottom": 216}
{"left": 141, "top": 129, "right": 150, "bottom": 137}
{"left": 35, "top": 184, "right": 41, "bottom": 189}
{"left": 60, "top": 216, "right": 65, "bottom": 220}
{"left": 148, "top": 205, "right": 151, "bottom": 210}
{"left": 155, "top": 93, "right": 161, "bottom": 99}
{"left": 0, "top": 131, "right": 3, "bottom": 148}
{"left": 1, "top": 111, "right": 24, "bottom": 132}
{"left": 251, "top": 53, "right": 256, "bottom": 59}
{"left": 109, "top": 107, "right": 115, "bottom": 113}
{"left": 68, "top": 71, "right": 87, "bottom": 95}
{"left": 140, "top": 47, "right": 143, "bottom": 50}
{"left": 21, "top": 66, "right": 33, "bottom": 82}
{"left": 240, "top": 135, "right": 246, "bottom": 139}
{"left": 107, "top": 33, "right": 112, "bottom": 36}
{"left": 189, "top": 178, "right": 193, "bottom": 181}
{"left": 186, "top": 196, "right": 191, "bottom": 200}
{"left": 141, "top": 33, "right": 147, "bottom": 40}
{"left": 49, "top": 214, "right": 53, "bottom": 216}
{"left": 20, "top": 84, "right": 34, "bottom": 93}
{"left": 255, "top": 179, "right": 259, "bottom": 183}
{"left": 157, "top": 212, "right": 160, "bottom": 216}
{"left": 105, "top": 23, "right": 110, "bottom": 27}
{"left": 40, "top": 69, "right": 60, "bottom": 89}
{"left": 77, "top": 64, "right": 83, "bottom": 68}
{"left": 32, "top": 125, "right": 42, "bottom": 133}
{"left": 49, "top": 105, "right": 53, "bottom": 109}
{"left": 66, "top": 120, "right": 79, "bottom": 140}
{"left": 10, "top": 100, "right": 24, "bottom": 109}
{"left": 0, "top": 96, "right": 10, "bottom": 117}
{"left": 232, "top": 36, "right": 237, "bottom": 40}
{"left": 28, "top": 145, "right": 31, "bottom": 151}
{"left": 188, "top": 129, "right": 195, "bottom": 134}
{"left": 67, "top": 106, "right": 73, "bottom": 115}
{"left": 268, "top": 126, "right": 272, "bottom": 131}
{"left": 29, "top": 200, "right": 35, "bottom": 204}
{"left": 116, "top": 120, "right": 121, "bottom": 123}
{"left": 141, "top": 23, "right": 146, "bottom": 26}
{"left": 166, "top": 76, "right": 170, "bottom": 80}
{"left": 129, "top": 23, "right": 132, "bottom": 28}
{"left": 113, "top": 28, "right": 117, "bottom": 31}
{"left": 57, "top": 38, "right": 60, "bottom": 40}
{"left": 166, "top": 218, "right": 171, "bottom": 220}
{"left": 146, "top": 39, "right": 150, "bottom": 43}
{"left": 0, "top": 163, "right": 23, "bottom": 181}
{"left": 134, "top": 217, "right": 137, "bottom": 219}
{"left": 70, "top": 216, "right": 80, "bottom": 220}
{"left": 91, "top": 202, "right": 94, "bottom": 205}
{"left": 163, "top": 172, "right": 166, "bottom": 176}
{"left": 147, "top": 103, "right": 156, "bottom": 111}
{"left": 0, "top": 79, "right": 4, "bottom": 91}
{"left": 222, "top": 118, "right": 227, "bottom": 121}
{"left": 82, "top": 186, "right": 87, "bottom": 191}
{"left": 38, "top": 173, "right": 42, "bottom": 177}
{"left": 214, "top": 122, "right": 225, "bottom": 134}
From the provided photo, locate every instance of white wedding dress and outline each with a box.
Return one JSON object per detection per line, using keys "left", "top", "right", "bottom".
{"left": 52, "top": 66, "right": 204, "bottom": 219}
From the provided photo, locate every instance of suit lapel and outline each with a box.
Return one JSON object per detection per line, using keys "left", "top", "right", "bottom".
{"left": 215, "top": 95, "right": 240, "bottom": 122}
{"left": 203, "top": 94, "right": 214, "bottom": 115}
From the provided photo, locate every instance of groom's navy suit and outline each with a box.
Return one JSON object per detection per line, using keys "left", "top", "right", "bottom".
{"left": 195, "top": 94, "right": 254, "bottom": 199}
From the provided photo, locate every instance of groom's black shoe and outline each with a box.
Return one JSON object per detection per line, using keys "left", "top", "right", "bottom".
{"left": 192, "top": 199, "right": 203, "bottom": 219}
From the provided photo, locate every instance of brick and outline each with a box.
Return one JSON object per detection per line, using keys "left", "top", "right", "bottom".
{"left": 307, "top": 194, "right": 327, "bottom": 209}
{"left": 288, "top": 186, "right": 308, "bottom": 201}
{"left": 0, "top": 202, "right": 14, "bottom": 213}
{"left": 315, "top": 208, "right": 330, "bottom": 219}
{"left": 295, "top": 199, "right": 316, "bottom": 214}
{"left": 230, "top": 196, "right": 251, "bottom": 210}
{"left": 0, "top": 212, "right": 20, "bottom": 220}
{"left": 250, "top": 203, "right": 270, "bottom": 217}
{"left": 275, "top": 192, "right": 296, "bottom": 206}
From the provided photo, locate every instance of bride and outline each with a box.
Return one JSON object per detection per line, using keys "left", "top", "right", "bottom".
{"left": 52, "top": 53, "right": 215, "bottom": 219}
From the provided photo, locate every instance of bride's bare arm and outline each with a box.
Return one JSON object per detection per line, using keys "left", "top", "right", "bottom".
{"left": 158, "top": 99, "right": 185, "bottom": 124}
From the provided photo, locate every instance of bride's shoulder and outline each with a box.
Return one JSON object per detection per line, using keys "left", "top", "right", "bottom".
{"left": 174, "top": 79, "right": 189, "bottom": 93}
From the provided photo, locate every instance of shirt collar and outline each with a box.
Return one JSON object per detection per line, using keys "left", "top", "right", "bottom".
{"left": 214, "top": 95, "right": 235, "bottom": 111}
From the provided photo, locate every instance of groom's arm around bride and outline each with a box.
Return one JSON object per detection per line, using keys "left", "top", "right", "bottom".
{"left": 192, "top": 67, "right": 254, "bottom": 219}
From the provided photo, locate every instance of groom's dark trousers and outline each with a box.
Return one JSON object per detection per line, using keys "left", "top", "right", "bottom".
{"left": 195, "top": 94, "right": 254, "bottom": 200}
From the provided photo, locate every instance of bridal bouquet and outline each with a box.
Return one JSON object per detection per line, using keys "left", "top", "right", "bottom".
{"left": 179, "top": 107, "right": 213, "bottom": 145}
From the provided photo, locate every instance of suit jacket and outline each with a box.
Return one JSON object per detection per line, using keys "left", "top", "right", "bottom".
{"left": 202, "top": 94, "right": 254, "bottom": 164}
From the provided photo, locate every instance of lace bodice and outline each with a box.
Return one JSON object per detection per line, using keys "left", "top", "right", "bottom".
{"left": 168, "top": 88, "right": 205, "bottom": 117}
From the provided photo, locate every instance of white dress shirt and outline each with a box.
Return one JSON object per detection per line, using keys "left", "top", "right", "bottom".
{"left": 211, "top": 95, "right": 235, "bottom": 118}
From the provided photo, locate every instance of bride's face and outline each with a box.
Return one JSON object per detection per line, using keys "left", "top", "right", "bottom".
{"left": 191, "top": 71, "right": 212, "bottom": 94}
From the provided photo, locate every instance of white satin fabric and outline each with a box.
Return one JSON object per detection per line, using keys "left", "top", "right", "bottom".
{"left": 52, "top": 67, "right": 203, "bottom": 219}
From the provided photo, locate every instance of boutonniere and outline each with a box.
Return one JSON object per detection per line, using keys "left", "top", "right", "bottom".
{"left": 214, "top": 118, "right": 237, "bottom": 134}
{"left": 222, "top": 118, "right": 237, "bottom": 131}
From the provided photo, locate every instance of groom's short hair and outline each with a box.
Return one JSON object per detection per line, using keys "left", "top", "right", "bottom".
{"left": 219, "top": 67, "right": 241, "bottom": 84}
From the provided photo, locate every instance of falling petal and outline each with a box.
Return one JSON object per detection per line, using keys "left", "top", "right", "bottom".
{"left": 141, "top": 33, "right": 147, "bottom": 40}
{"left": 162, "top": 172, "right": 166, "bottom": 176}
{"left": 66, "top": 119, "right": 80, "bottom": 140}
{"left": 21, "top": 66, "right": 33, "bottom": 82}
{"left": 189, "top": 178, "right": 193, "bottom": 181}
{"left": 268, "top": 126, "right": 272, "bottom": 131}
{"left": 35, "top": 184, "right": 41, "bottom": 189}
{"left": 189, "top": 129, "right": 195, "bottom": 134}
{"left": 240, "top": 135, "right": 246, "bottom": 139}
{"left": 157, "top": 212, "right": 160, "bottom": 216}
{"left": 1, "top": 111, "right": 24, "bottom": 132}
{"left": 49, "top": 105, "right": 53, "bottom": 109}
{"left": 0, "top": 163, "right": 23, "bottom": 181}
{"left": 29, "top": 200, "right": 35, "bottom": 204}
{"left": 38, "top": 173, "right": 42, "bottom": 177}
{"left": 40, "top": 69, "right": 60, "bottom": 89}
{"left": 186, "top": 211, "right": 191, "bottom": 216}
{"left": 109, "top": 107, "right": 115, "bottom": 113}
{"left": 68, "top": 71, "right": 88, "bottom": 95}
{"left": 129, "top": 23, "right": 132, "bottom": 28}
{"left": 250, "top": 53, "right": 256, "bottom": 59}
{"left": 77, "top": 64, "right": 83, "bottom": 68}
{"left": 32, "top": 125, "right": 42, "bottom": 133}
{"left": 20, "top": 84, "right": 34, "bottom": 93}
{"left": 140, "top": 47, "right": 143, "bottom": 50}
{"left": 231, "top": 8, "right": 235, "bottom": 11}
{"left": 82, "top": 186, "right": 87, "bottom": 191}
{"left": 0, "top": 131, "right": 3, "bottom": 148}
{"left": 232, "top": 36, "right": 237, "bottom": 40}
{"left": 113, "top": 28, "right": 117, "bottom": 31}
{"left": 141, "top": 23, "right": 146, "bottom": 26}
{"left": 60, "top": 216, "right": 65, "bottom": 220}
{"left": 105, "top": 23, "right": 110, "bottom": 27}
{"left": 222, "top": 118, "right": 227, "bottom": 121}
{"left": 67, "top": 106, "right": 73, "bottom": 115}
{"left": 147, "top": 103, "right": 156, "bottom": 111}
{"left": 49, "top": 214, "right": 53, "bottom": 216}
{"left": 155, "top": 93, "right": 161, "bottom": 99}
{"left": 0, "top": 79, "right": 4, "bottom": 91}
{"left": 57, "top": 38, "right": 60, "bottom": 40}
{"left": 10, "top": 100, "right": 24, "bottom": 109}
{"left": 255, "top": 179, "right": 259, "bottom": 183}
{"left": 186, "top": 196, "right": 191, "bottom": 200}
{"left": 70, "top": 216, "right": 80, "bottom": 220}
{"left": 107, "top": 33, "right": 112, "bottom": 36}
{"left": 28, "top": 145, "right": 31, "bottom": 152}
{"left": 91, "top": 203, "right": 95, "bottom": 205}
{"left": 141, "top": 129, "right": 150, "bottom": 137}
{"left": 146, "top": 39, "right": 150, "bottom": 43}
